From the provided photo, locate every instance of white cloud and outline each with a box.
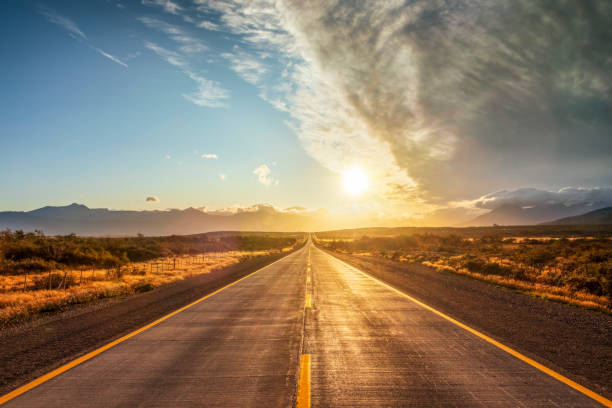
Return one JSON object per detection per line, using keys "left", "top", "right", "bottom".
{"left": 143, "top": 42, "right": 229, "bottom": 108}
{"left": 146, "top": 196, "right": 160, "bottom": 202}
{"left": 141, "top": 0, "right": 182, "bottom": 15}
{"left": 144, "top": 41, "right": 186, "bottom": 67}
{"left": 253, "top": 164, "right": 278, "bottom": 187}
{"left": 221, "top": 46, "right": 267, "bottom": 85}
{"left": 198, "top": 21, "right": 220, "bottom": 31}
{"left": 39, "top": 7, "right": 127, "bottom": 68}
{"left": 138, "top": 17, "right": 207, "bottom": 54}
{"left": 183, "top": 72, "right": 229, "bottom": 107}
{"left": 38, "top": 6, "right": 86, "bottom": 40}
{"left": 202, "top": 153, "right": 218, "bottom": 159}
{"left": 92, "top": 47, "right": 128, "bottom": 67}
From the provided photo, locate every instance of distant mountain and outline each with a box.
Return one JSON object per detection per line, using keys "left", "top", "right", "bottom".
{"left": 0, "top": 203, "right": 405, "bottom": 236}
{"left": 461, "top": 203, "right": 599, "bottom": 226}
{"left": 543, "top": 206, "right": 612, "bottom": 225}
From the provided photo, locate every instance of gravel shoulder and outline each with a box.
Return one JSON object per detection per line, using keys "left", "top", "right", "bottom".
{"left": 0, "top": 251, "right": 294, "bottom": 396}
{"left": 324, "top": 249, "right": 612, "bottom": 398}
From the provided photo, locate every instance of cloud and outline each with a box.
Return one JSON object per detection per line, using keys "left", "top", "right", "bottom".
{"left": 146, "top": 196, "right": 160, "bottom": 202}
{"left": 197, "top": 0, "right": 612, "bottom": 211}
{"left": 221, "top": 46, "right": 267, "bottom": 85}
{"left": 141, "top": 0, "right": 182, "bottom": 15}
{"left": 469, "top": 187, "right": 612, "bottom": 210}
{"left": 92, "top": 47, "right": 128, "bottom": 67}
{"left": 183, "top": 72, "right": 229, "bottom": 107}
{"left": 38, "top": 6, "right": 86, "bottom": 40}
{"left": 138, "top": 17, "right": 207, "bottom": 54}
{"left": 144, "top": 42, "right": 229, "bottom": 107}
{"left": 39, "top": 7, "right": 127, "bottom": 68}
{"left": 198, "top": 21, "right": 220, "bottom": 31}
{"left": 202, "top": 153, "right": 218, "bottom": 159}
{"left": 253, "top": 164, "right": 278, "bottom": 187}
{"left": 144, "top": 41, "right": 186, "bottom": 67}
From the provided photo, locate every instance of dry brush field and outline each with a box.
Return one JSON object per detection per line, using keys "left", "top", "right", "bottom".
{"left": 0, "top": 230, "right": 304, "bottom": 324}
{"left": 316, "top": 226, "right": 612, "bottom": 313}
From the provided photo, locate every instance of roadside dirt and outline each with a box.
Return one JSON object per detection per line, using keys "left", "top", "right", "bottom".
{"left": 0, "top": 251, "right": 292, "bottom": 396}
{"left": 326, "top": 250, "right": 612, "bottom": 398}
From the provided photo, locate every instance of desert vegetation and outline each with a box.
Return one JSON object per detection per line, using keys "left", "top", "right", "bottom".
{"left": 0, "top": 230, "right": 304, "bottom": 324}
{"left": 316, "top": 227, "right": 612, "bottom": 313}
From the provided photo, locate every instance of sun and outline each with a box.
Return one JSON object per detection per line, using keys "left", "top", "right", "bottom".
{"left": 343, "top": 167, "right": 369, "bottom": 195}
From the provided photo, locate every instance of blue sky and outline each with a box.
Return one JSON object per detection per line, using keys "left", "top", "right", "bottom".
{"left": 0, "top": 0, "right": 340, "bottom": 212}
{"left": 1, "top": 0, "right": 611, "bottom": 225}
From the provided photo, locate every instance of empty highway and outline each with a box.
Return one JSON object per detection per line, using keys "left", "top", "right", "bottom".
{"left": 1, "top": 240, "right": 609, "bottom": 407}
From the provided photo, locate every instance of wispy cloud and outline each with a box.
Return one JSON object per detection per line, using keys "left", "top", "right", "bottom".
{"left": 139, "top": 17, "right": 207, "bottom": 54}
{"left": 144, "top": 40, "right": 228, "bottom": 107}
{"left": 198, "top": 21, "right": 220, "bottom": 31}
{"left": 38, "top": 6, "right": 87, "bottom": 40}
{"left": 146, "top": 196, "right": 160, "bottom": 202}
{"left": 202, "top": 153, "right": 218, "bottom": 159}
{"left": 92, "top": 46, "right": 128, "bottom": 67}
{"left": 141, "top": 0, "right": 182, "bottom": 15}
{"left": 221, "top": 45, "right": 266, "bottom": 85}
{"left": 144, "top": 41, "right": 186, "bottom": 67}
{"left": 253, "top": 164, "right": 278, "bottom": 187}
{"left": 38, "top": 6, "right": 127, "bottom": 68}
{"left": 183, "top": 72, "right": 229, "bottom": 107}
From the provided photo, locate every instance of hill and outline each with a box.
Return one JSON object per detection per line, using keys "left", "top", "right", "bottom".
{"left": 461, "top": 203, "right": 597, "bottom": 226}
{"left": 544, "top": 206, "right": 612, "bottom": 225}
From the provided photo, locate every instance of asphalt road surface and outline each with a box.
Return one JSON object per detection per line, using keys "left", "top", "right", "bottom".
{"left": 2, "top": 240, "right": 608, "bottom": 407}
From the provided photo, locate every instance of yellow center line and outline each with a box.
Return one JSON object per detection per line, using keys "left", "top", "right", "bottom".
{"left": 297, "top": 354, "right": 311, "bottom": 408}
{"left": 330, "top": 253, "right": 612, "bottom": 408}
{"left": 0, "top": 253, "right": 295, "bottom": 406}
{"left": 305, "top": 294, "right": 311, "bottom": 308}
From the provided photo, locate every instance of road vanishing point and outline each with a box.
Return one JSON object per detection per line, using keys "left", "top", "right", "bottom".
{"left": 1, "top": 238, "right": 610, "bottom": 407}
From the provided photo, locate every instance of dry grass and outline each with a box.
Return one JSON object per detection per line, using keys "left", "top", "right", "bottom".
{"left": 422, "top": 260, "right": 611, "bottom": 313}
{"left": 317, "top": 232, "right": 612, "bottom": 314}
{"left": 0, "top": 250, "right": 277, "bottom": 324}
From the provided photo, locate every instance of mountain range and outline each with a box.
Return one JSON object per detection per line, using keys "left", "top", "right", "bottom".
{"left": 460, "top": 203, "right": 609, "bottom": 227}
{"left": 0, "top": 203, "right": 610, "bottom": 236}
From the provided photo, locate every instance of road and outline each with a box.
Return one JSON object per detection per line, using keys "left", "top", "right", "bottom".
{"left": 2, "top": 240, "right": 608, "bottom": 407}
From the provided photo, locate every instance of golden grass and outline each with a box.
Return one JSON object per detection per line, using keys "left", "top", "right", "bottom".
{"left": 0, "top": 250, "right": 276, "bottom": 324}
{"left": 421, "top": 260, "right": 611, "bottom": 314}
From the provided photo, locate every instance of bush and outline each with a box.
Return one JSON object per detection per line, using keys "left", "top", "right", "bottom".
{"left": 32, "top": 272, "right": 77, "bottom": 290}
{"left": 133, "top": 282, "right": 155, "bottom": 293}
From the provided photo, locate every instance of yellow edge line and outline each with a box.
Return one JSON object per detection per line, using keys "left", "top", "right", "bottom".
{"left": 330, "top": 252, "right": 612, "bottom": 408}
{"left": 296, "top": 354, "right": 311, "bottom": 408}
{"left": 0, "top": 253, "right": 294, "bottom": 406}
{"left": 305, "top": 294, "right": 311, "bottom": 308}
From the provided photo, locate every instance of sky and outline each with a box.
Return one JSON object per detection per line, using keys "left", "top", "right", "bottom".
{"left": 1, "top": 0, "right": 612, "bottom": 226}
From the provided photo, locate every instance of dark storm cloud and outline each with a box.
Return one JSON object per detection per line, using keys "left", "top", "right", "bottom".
{"left": 472, "top": 187, "right": 612, "bottom": 209}
{"left": 197, "top": 0, "right": 612, "bottom": 209}
{"left": 284, "top": 0, "right": 612, "bottom": 201}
